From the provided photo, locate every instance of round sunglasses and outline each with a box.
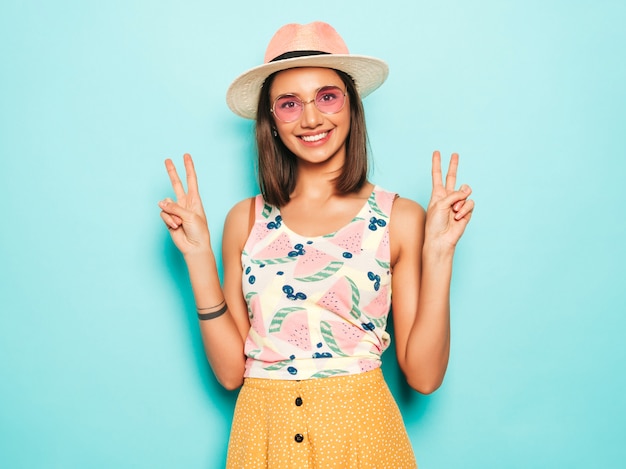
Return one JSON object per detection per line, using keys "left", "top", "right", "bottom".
{"left": 271, "top": 85, "right": 347, "bottom": 123}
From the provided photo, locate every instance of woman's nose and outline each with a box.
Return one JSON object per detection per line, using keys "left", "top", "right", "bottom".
{"left": 300, "top": 99, "right": 323, "bottom": 128}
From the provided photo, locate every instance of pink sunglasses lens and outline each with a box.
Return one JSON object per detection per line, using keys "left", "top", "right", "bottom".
{"left": 315, "top": 86, "right": 345, "bottom": 113}
{"left": 273, "top": 86, "right": 345, "bottom": 122}
{"left": 274, "top": 95, "right": 302, "bottom": 121}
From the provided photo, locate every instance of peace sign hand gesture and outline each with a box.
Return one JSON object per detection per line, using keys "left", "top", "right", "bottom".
{"left": 425, "top": 151, "right": 474, "bottom": 251}
{"left": 158, "top": 153, "right": 212, "bottom": 257}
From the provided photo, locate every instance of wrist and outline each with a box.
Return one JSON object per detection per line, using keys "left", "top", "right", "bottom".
{"left": 183, "top": 248, "right": 215, "bottom": 264}
{"left": 422, "top": 238, "right": 455, "bottom": 262}
{"left": 184, "top": 250, "right": 219, "bottom": 283}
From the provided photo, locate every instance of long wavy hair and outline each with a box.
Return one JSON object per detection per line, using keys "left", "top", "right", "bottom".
{"left": 255, "top": 69, "right": 369, "bottom": 207}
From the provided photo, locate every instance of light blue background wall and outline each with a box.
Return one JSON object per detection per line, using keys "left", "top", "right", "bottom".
{"left": 1, "top": 0, "right": 624, "bottom": 467}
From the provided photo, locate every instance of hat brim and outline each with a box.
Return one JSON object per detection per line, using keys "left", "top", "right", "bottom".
{"left": 226, "top": 54, "right": 389, "bottom": 119}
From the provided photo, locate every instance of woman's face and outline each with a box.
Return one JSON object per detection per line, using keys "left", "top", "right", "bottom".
{"left": 270, "top": 67, "right": 351, "bottom": 168}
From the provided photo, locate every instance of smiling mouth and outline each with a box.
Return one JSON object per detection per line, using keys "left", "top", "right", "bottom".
{"left": 300, "top": 131, "right": 329, "bottom": 142}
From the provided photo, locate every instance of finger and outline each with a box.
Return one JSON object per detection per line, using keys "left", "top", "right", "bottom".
{"left": 165, "top": 158, "right": 187, "bottom": 201}
{"left": 165, "top": 213, "right": 183, "bottom": 226}
{"left": 431, "top": 150, "right": 443, "bottom": 189}
{"left": 445, "top": 153, "right": 459, "bottom": 192}
{"left": 183, "top": 153, "right": 201, "bottom": 195}
{"left": 158, "top": 199, "right": 193, "bottom": 221}
{"left": 439, "top": 185, "right": 472, "bottom": 208}
{"left": 159, "top": 198, "right": 181, "bottom": 228}
{"left": 452, "top": 184, "right": 471, "bottom": 212}
{"left": 160, "top": 211, "right": 180, "bottom": 230}
{"left": 454, "top": 198, "right": 475, "bottom": 221}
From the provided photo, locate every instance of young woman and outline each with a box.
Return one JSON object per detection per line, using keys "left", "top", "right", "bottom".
{"left": 159, "top": 21, "right": 473, "bottom": 469}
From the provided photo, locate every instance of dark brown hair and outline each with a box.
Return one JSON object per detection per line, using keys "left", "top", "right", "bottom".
{"left": 255, "top": 69, "right": 369, "bottom": 207}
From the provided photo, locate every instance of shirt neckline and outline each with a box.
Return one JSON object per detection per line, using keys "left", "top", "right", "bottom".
{"left": 274, "top": 185, "right": 379, "bottom": 240}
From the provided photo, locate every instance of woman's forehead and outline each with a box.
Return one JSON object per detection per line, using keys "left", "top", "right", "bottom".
{"left": 270, "top": 67, "right": 343, "bottom": 96}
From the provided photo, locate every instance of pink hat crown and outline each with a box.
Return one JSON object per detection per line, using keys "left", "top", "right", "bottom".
{"left": 226, "top": 22, "right": 389, "bottom": 119}
{"left": 264, "top": 22, "right": 350, "bottom": 63}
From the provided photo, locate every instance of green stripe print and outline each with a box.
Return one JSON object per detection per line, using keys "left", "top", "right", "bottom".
{"left": 346, "top": 276, "right": 362, "bottom": 320}
{"left": 320, "top": 321, "right": 348, "bottom": 356}
{"left": 245, "top": 292, "right": 256, "bottom": 316}
{"left": 370, "top": 317, "right": 387, "bottom": 328}
{"left": 295, "top": 260, "right": 344, "bottom": 282}
{"left": 310, "top": 369, "right": 348, "bottom": 379}
{"left": 268, "top": 307, "right": 306, "bottom": 333}
{"left": 368, "top": 192, "right": 387, "bottom": 218}
{"left": 262, "top": 203, "right": 272, "bottom": 219}
{"left": 376, "top": 259, "right": 390, "bottom": 270}
{"left": 250, "top": 257, "right": 297, "bottom": 266}
{"left": 263, "top": 360, "right": 291, "bottom": 371}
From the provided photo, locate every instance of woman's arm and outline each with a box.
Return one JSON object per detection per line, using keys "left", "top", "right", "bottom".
{"left": 159, "top": 154, "right": 249, "bottom": 390}
{"left": 390, "top": 151, "right": 474, "bottom": 394}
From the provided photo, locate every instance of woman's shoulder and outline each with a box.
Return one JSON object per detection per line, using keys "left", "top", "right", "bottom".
{"left": 386, "top": 193, "right": 426, "bottom": 266}
{"left": 391, "top": 195, "right": 425, "bottom": 218}
{"left": 388, "top": 193, "right": 426, "bottom": 238}
{"left": 372, "top": 185, "right": 425, "bottom": 220}
{"left": 228, "top": 196, "right": 257, "bottom": 215}
{"left": 224, "top": 196, "right": 257, "bottom": 240}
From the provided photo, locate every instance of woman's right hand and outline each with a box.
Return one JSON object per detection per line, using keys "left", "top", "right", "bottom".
{"left": 159, "top": 153, "right": 212, "bottom": 257}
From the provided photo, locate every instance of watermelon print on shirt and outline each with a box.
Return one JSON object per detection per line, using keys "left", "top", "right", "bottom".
{"left": 241, "top": 186, "right": 397, "bottom": 380}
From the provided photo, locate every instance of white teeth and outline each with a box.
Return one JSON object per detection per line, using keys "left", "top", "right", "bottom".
{"left": 301, "top": 132, "right": 328, "bottom": 142}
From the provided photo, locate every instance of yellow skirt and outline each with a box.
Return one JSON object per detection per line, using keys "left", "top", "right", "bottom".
{"left": 226, "top": 368, "right": 417, "bottom": 469}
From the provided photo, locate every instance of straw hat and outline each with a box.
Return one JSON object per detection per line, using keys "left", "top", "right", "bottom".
{"left": 226, "top": 22, "right": 389, "bottom": 119}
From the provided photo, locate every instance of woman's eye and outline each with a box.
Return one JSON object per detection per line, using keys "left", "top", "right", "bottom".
{"left": 277, "top": 97, "right": 300, "bottom": 110}
{"left": 317, "top": 88, "right": 342, "bottom": 103}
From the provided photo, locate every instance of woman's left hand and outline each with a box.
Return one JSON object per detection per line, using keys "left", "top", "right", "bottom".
{"left": 425, "top": 151, "right": 474, "bottom": 251}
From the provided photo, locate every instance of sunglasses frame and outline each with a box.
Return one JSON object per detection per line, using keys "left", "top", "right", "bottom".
{"left": 270, "top": 85, "right": 347, "bottom": 123}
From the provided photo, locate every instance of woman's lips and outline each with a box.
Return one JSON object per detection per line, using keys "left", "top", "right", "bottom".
{"left": 298, "top": 130, "right": 332, "bottom": 145}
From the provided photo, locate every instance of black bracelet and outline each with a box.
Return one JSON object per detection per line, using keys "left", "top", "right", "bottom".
{"left": 197, "top": 299, "right": 225, "bottom": 311}
{"left": 197, "top": 303, "right": 228, "bottom": 321}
